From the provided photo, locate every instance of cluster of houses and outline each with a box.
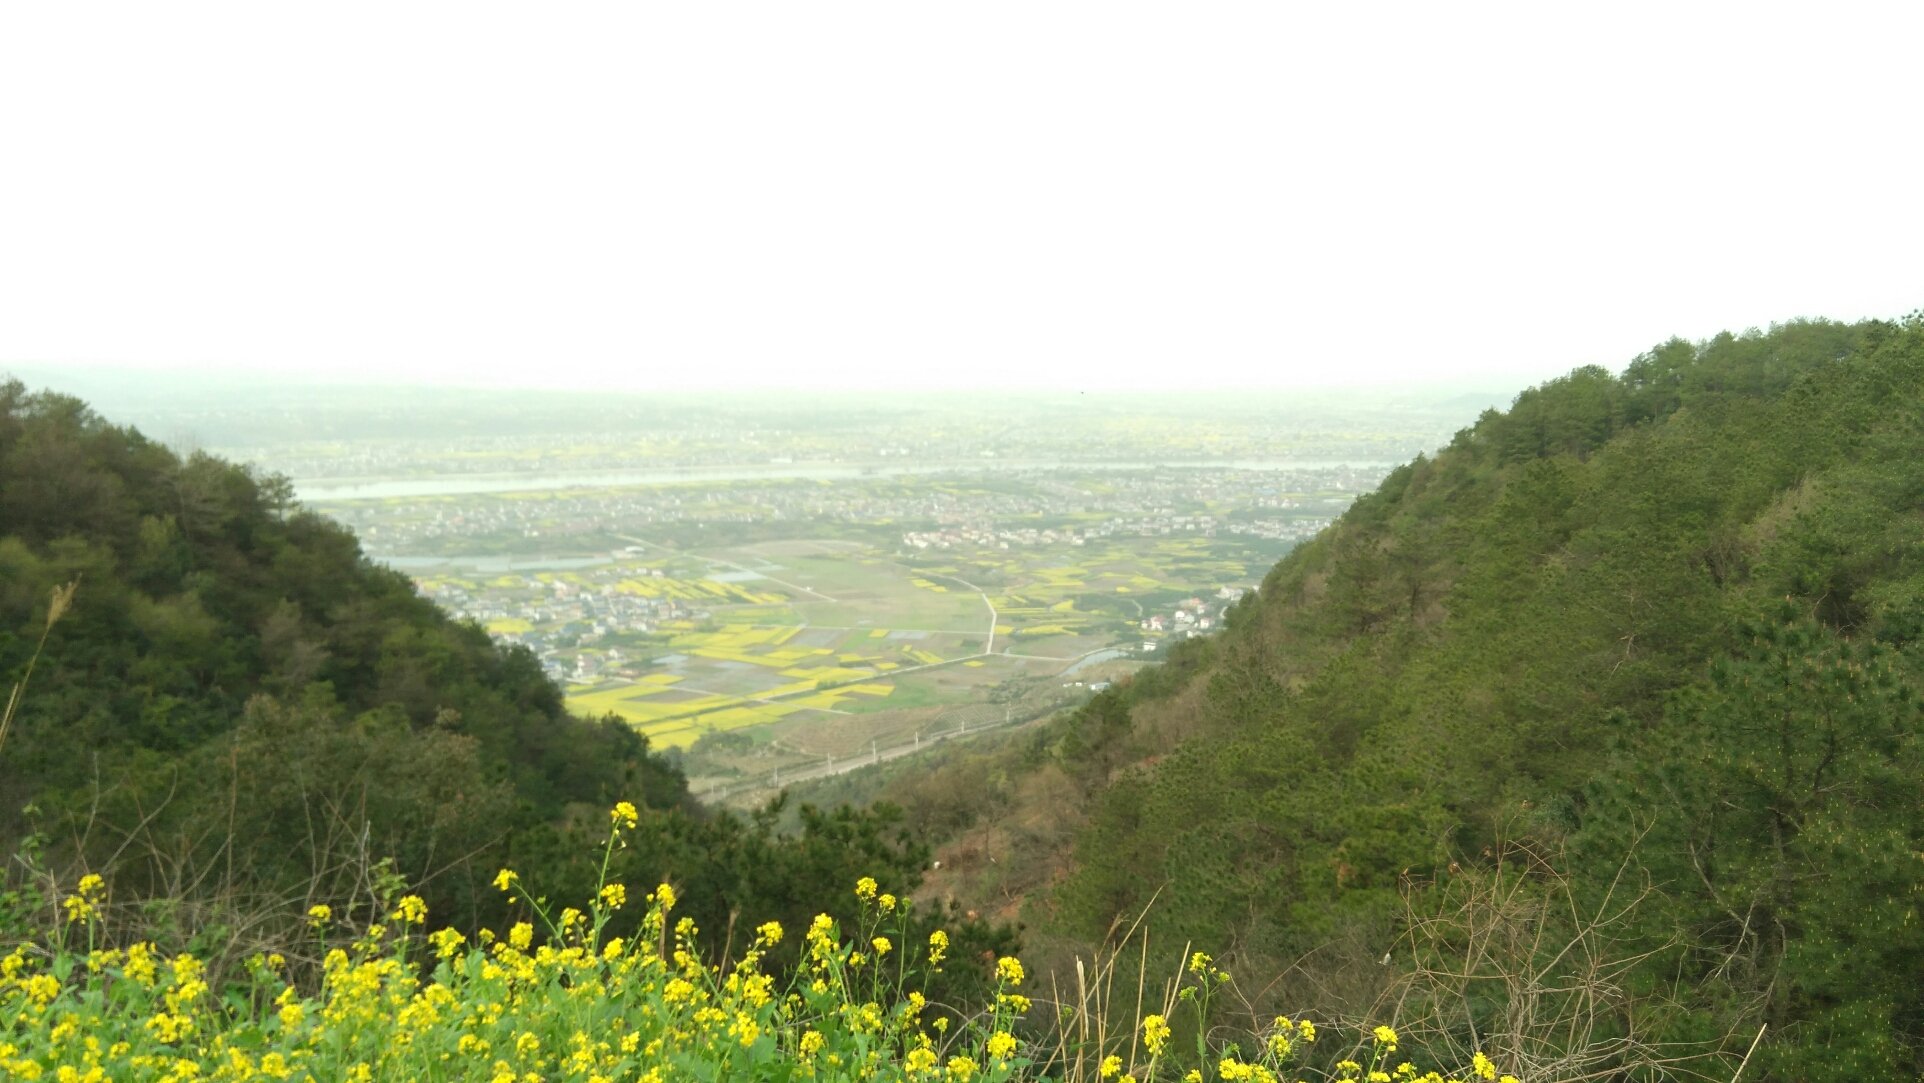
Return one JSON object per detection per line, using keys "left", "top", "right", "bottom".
{"left": 335, "top": 464, "right": 1379, "bottom": 559}
{"left": 901, "top": 525, "right": 1086, "bottom": 550}
{"left": 898, "top": 511, "right": 1339, "bottom": 553}
{"left": 339, "top": 481, "right": 1065, "bottom": 552}
{"left": 1140, "top": 596, "right": 1215, "bottom": 633}
{"left": 416, "top": 570, "right": 697, "bottom": 683}
{"left": 1136, "top": 590, "right": 1251, "bottom": 651}
{"left": 1219, "top": 516, "right": 1336, "bottom": 542}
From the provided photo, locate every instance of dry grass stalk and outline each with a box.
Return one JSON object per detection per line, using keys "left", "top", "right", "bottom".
{"left": 1378, "top": 827, "right": 1737, "bottom": 1082}
{"left": 0, "top": 577, "right": 79, "bottom": 764}
{"left": 1035, "top": 893, "right": 1190, "bottom": 1083}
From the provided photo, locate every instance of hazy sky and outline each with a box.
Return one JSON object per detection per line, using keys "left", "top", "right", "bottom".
{"left": 2, "top": 3, "right": 1919, "bottom": 393}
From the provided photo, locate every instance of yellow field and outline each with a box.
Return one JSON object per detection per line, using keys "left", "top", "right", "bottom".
{"left": 612, "top": 575, "right": 784, "bottom": 605}
{"left": 565, "top": 685, "right": 822, "bottom": 749}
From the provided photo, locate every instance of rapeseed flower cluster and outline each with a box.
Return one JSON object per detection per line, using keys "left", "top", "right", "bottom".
{"left": 2, "top": 803, "right": 1523, "bottom": 1082}
{"left": 61, "top": 873, "right": 105, "bottom": 926}
{"left": 0, "top": 804, "right": 1036, "bottom": 1082}
{"left": 1109, "top": 959, "right": 1514, "bottom": 1083}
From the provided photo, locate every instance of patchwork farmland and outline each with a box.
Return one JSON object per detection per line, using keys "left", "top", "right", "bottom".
{"left": 329, "top": 465, "right": 1385, "bottom": 793}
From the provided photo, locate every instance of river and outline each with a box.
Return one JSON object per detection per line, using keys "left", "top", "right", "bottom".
{"left": 295, "top": 458, "right": 1395, "bottom": 501}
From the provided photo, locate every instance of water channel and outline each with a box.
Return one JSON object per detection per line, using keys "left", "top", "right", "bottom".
{"left": 296, "top": 457, "right": 1395, "bottom": 501}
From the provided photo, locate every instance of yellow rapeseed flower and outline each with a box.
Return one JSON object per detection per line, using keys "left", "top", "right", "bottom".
{"left": 611, "top": 801, "right": 639, "bottom": 829}
{"left": 64, "top": 873, "right": 105, "bottom": 922}
{"left": 0, "top": 853, "right": 1500, "bottom": 1083}
{"left": 428, "top": 927, "right": 466, "bottom": 960}
{"left": 25, "top": 973, "right": 59, "bottom": 1003}
{"left": 123, "top": 942, "right": 158, "bottom": 986}
{"left": 1142, "top": 1014, "right": 1171, "bottom": 1056}
{"left": 493, "top": 868, "right": 517, "bottom": 892}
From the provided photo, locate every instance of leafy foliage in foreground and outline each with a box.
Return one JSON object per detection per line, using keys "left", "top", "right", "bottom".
{"left": 5, "top": 809, "right": 1520, "bottom": 1083}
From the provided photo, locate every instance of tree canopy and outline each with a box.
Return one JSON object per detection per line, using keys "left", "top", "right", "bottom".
{"left": 897, "top": 315, "right": 1924, "bottom": 1079}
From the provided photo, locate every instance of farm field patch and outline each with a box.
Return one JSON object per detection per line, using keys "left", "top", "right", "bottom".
{"left": 429, "top": 531, "right": 1265, "bottom": 773}
{"left": 381, "top": 469, "right": 1337, "bottom": 784}
{"left": 461, "top": 530, "right": 1273, "bottom": 769}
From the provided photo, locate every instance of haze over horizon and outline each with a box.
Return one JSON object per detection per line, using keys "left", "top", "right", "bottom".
{"left": 4, "top": 2, "right": 1920, "bottom": 394}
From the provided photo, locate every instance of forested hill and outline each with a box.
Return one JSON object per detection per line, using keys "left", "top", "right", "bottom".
{"left": 0, "top": 382, "right": 960, "bottom": 971}
{"left": 0, "top": 382, "right": 696, "bottom": 938}
{"left": 911, "top": 316, "right": 1924, "bottom": 1080}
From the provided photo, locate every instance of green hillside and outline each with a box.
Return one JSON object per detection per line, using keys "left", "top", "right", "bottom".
{"left": 898, "top": 315, "right": 1924, "bottom": 1080}
{"left": 0, "top": 382, "right": 978, "bottom": 980}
